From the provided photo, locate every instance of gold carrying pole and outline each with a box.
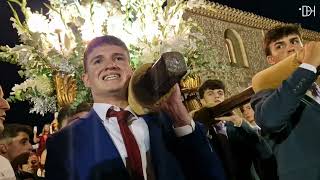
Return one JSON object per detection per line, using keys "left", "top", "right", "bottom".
{"left": 252, "top": 52, "right": 303, "bottom": 93}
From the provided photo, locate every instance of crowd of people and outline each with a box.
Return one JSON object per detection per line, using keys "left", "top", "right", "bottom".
{"left": 0, "top": 24, "right": 319, "bottom": 180}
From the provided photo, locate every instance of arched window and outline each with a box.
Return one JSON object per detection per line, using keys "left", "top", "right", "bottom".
{"left": 224, "top": 29, "right": 249, "bottom": 68}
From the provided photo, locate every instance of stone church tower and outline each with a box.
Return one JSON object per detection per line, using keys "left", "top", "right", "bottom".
{"left": 182, "top": 2, "right": 320, "bottom": 111}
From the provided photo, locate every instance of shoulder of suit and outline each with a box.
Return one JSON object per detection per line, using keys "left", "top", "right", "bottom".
{"left": 250, "top": 89, "right": 275, "bottom": 107}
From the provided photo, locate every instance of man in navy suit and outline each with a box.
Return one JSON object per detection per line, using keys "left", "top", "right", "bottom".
{"left": 45, "top": 35, "right": 225, "bottom": 180}
{"left": 251, "top": 25, "right": 320, "bottom": 180}
{"left": 193, "top": 79, "right": 276, "bottom": 180}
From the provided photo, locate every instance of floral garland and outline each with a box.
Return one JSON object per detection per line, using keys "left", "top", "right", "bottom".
{"left": 0, "top": 0, "right": 210, "bottom": 115}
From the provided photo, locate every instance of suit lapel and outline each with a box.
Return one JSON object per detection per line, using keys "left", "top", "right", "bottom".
{"left": 302, "top": 95, "right": 320, "bottom": 112}
{"left": 89, "top": 109, "right": 123, "bottom": 160}
{"left": 76, "top": 110, "right": 126, "bottom": 178}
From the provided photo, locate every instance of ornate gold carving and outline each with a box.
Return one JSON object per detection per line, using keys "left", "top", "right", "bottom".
{"left": 180, "top": 74, "right": 202, "bottom": 112}
{"left": 180, "top": 74, "right": 201, "bottom": 93}
{"left": 186, "top": 2, "right": 320, "bottom": 41}
{"left": 184, "top": 98, "right": 202, "bottom": 112}
{"left": 53, "top": 71, "right": 77, "bottom": 108}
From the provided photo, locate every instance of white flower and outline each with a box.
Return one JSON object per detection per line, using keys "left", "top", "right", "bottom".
{"left": 119, "top": 0, "right": 128, "bottom": 6}
{"left": 34, "top": 75, "right": 54, "bottom": 96}
{"left": 80, "top": 3, "right": 109, "bottom": 42}
{"left": 55, "top": 60, "right": 75, "bottom": 74}
{"left": 21, "top": 79, "right": 36, "bottom": 91}
{"left": 26, "top": 8, "right": 50, "bottom": 33}
{"left": 2, "top": 0, "right": 208, "bottom": 115}
{"left": 48, "top": 11, "right": 66, "bottom": 32}
{"left": 29, "top": 96, "right": 57, "bottom": 115}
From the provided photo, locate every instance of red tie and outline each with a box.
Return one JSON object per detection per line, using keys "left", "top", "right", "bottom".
{"left": 106, "top": 109, "right": 144, "bottom": 180}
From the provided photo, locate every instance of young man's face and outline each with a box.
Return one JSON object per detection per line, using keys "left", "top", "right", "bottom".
{"left": 201, "top": 89, "right": 225, "bottom": 107}
{"left": 240, "top": 103, "right": 255, "bottom": 123}
{"left": 6, "top": 132, "right": 32, "bottom": 162}
{"left": 0, "top": 86, "right": 10, "bottom": 132}
{"left": 82, "top": 44, "right": 133, "bottom": 101}
{"left": 267, "top": 34, "right": 303, "bottom": 65}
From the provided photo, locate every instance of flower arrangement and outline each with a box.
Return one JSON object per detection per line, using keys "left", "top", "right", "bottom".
{"left": 0, "top": 0, "right": 210, "bottom": 115}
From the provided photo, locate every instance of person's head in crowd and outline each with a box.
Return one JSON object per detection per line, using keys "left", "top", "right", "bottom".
{"left": 82, "top": 35, "right": 133, "bottom": 108}
{"left": 57, "top": 103, "right": 91, "bottom": 129}
{"left": 68, "top": 102, "right": 91, "bottom": 124}
{"left": 42, "top": 124, "right": 50, "bottom": 135}
{"left": 264, "top": 24, "right": 303, "bottom": 65}
{"left": 51, "top": 113, "right": 59, "bottom": 133}
{"left": 57, "top": 106, "right": 73, "bottom": 129}
{"left": 240, "top": 103, "right": 255, "bottom": 125}
{"left": 199, "top": 79, "right": 225, "bottom": 107}
{"left": 0, "top": 124, "right": 32, "bottom": 162}
{"left": 22, "top": 151, "right": 39, "bottom": 175}
{"left": 0, "top": 85, "right": 10, "bottom": 133}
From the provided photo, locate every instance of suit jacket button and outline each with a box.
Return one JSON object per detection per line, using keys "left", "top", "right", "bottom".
{"left": 293, "top": 88, "right": 297, "bottom": 93}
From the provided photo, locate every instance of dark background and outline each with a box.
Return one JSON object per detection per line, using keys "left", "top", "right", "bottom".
{"left": 0, "top": 0, "right": 319, "bottom": 129}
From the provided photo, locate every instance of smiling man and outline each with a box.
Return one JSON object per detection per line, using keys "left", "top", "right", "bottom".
{"left": 45, "top": 35, "right": 225, "bottom": 180}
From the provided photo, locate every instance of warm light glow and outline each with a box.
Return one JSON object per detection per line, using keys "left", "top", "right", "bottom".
{"left": 2, "top": 0, "right": 206, "bottom": 115}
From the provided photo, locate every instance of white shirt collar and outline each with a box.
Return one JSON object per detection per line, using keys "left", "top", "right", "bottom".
{"left": 93, "top": 103, "right": 139, "bottom": 121}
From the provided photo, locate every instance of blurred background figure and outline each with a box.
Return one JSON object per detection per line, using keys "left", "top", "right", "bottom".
{"left": 0, "top": 124, "right": 33, "bottom": 179}
{"left": 33, "top": 102, "right": 92, "bottom": 177}
{"left": 33, "top": 124, "right": 50, "bottom": 157}
{"left": 0, "top": 85, "right": 10, "bottom": 133}
{"left": 0, "top": 85, "right": 15, "bottom": 180}
{"left": 239, "top": 103, "right": 261, "bottom": 132}
{"left": 57, "top": 103, "right": 91, "bottom": 130}
{"left": 49, "top": 113, "right": 59, "bottom": 134}
{"left": 21, "top": 151, "right": 44, "bottom": 179}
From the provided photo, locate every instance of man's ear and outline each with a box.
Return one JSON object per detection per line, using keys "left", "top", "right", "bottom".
{"left": 0, "top": 143, "right": 8, "bottom": 154}
{"left": 82, "top": 73, "right": 90, "bottom": 88}
{"left": 200, "top": 99, "right": 206, "bottom": 106}
{"left": 267, "top": 56, "right": 276, "bottom": 65}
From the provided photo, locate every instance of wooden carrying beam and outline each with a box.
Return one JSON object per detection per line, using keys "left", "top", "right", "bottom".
{"left": 128, "top": 52, "right": 187, "bottom": 115}
{"left": 194, "top": 87, "right": 254, "bottom": 126}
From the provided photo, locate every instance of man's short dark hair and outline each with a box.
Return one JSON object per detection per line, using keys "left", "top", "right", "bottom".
{"left": 57, "top": 106, "right": 73, "bottom": 129}
{"left": 74, "top": 102, "right": 91, "bottom": 114}
{"left": 264, "top": 24, "right": 302, "bottom": 56}
{"left": 198, "top": 79, "right": 225, "bottom": 99}
{"left": 57, "top": 103, "right": 92, "bottom": 129}
{"left": 83, "top": 35, "right": 129, "bottom": 72}
{"left": 0, "top": 124, "right": 32, "bottom": 141}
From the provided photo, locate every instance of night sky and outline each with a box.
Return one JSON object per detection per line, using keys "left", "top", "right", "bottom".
{"left": 0, "top": 0, "right": 319, "bottom": 129}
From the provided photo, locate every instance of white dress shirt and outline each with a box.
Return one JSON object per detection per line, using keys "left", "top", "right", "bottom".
{"left": 212, "top": 121, "right": 228, "bottom": 137}
{"left": 300, "top": 63, "right": 320, "bottom": 104}
{"left": 0, "top": 155, "right": 16, "bottom": 180}
{"left": 93, "top": 103, "right": 195, "bottom": 180}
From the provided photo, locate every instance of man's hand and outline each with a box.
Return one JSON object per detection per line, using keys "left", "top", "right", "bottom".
{"left": 301, "top": 41, "right": 320, "bottom": 67}
{"left": 215, "top": 114, "right": 243, "bottom": 127}
{"left": 160, "top": 84, "right": 192, "bottom": 127}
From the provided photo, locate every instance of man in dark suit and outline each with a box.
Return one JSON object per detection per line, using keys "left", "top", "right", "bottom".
{"left": 193, "top": 79, "right": 276, "bottom": 180}
{"left": 251, "top": 25, "right": 320, "bottom": 180}
{"left": 45, "top": 35, "right": 225, "bottom": 180}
